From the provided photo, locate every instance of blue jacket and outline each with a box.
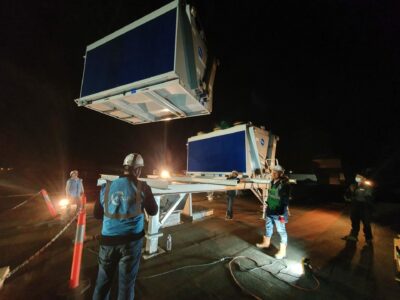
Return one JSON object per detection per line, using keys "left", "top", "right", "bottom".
{"left": 66, "top": 178, "right": 84, "bottom": 198}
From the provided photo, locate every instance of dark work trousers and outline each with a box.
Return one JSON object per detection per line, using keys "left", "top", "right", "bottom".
{"left": 226, "top": 191, "right": 236, "bottom": 218}
{"left": 93, "top": 239, "right": 143, "bottom": 300}
{"left": 350, "top": 201, "right": 373, "bottom": 240}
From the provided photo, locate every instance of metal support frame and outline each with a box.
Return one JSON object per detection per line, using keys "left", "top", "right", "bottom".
{"left": 110, "top": 97, "right": 156, "bottom": 122}
{"left": 160, "top": 193, "right": 187, "bottom": 226}
{"left": 261, "top": 187, "right": 268, "bottom": 219}
{"left": 145, "top": 91, "right": 187, "bottom": 117}
{"left": 247, "top": 126, "right": 263, "bottom": 175}
{"left": 143, "top": 179, "right": 270, "bottom": 258}
{"left": 250, "top": 186, "right": 263, "bottom": 204}
{"left": 144, "top": 196, "right": 163, "bottom": 257}
{"left": 168, "top": 176, "right": 238, "bottom": 185}
{"left": 96, "top": 174, "right": 272, "bottom": 258}
{"left": 145, "top": 193, "right": 188, "bottom": 257}
{"left": 182, "top": 193, "right": 192, "bottom": 217}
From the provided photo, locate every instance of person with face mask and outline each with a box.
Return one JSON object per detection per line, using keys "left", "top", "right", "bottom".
{"left": 342, "top": 170, "right": 374, "bottom": 245}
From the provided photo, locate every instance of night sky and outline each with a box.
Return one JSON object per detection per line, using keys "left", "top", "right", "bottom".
{"left": 1, "top": 0, "right": 400, "bottom": 191}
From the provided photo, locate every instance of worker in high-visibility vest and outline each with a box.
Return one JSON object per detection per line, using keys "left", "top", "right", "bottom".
{"left": 66, "top": 170, "right": 84, "bottom": 213}
{"left": 93, "top": 153, "right": 158, "bottom": 300}
{"left": 256, "top": 165, "right": 290, "bottom": 259}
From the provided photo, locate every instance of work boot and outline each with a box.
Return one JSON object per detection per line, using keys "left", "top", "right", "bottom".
{"left": 256, "top": 236, "right": 271, "bottom": 249}
{"left": 275, "top": 243, "right": 287, "bottom": 259}
{"left": 225, "top": 212, "right": 233, "bottom": 221}
{"left": 342, "top": 235, "right": 358, "bottom": 242}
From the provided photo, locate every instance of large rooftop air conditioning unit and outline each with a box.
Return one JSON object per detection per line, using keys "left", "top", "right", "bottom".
{"left": 75, "top": 0, "right": 216, "bottom": 125}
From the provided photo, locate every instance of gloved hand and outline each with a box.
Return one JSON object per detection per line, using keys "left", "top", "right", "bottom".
{"left": 142, "top": 180, "right": 151, "bottom": 191}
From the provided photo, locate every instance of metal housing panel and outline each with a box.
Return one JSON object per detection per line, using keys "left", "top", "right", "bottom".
{"left": 186, "top": 125, "right": 278, "bottom": 177}
{"left": 188, "top": 131, "right": 247, "bottom": 173}
{"left": 75, "top": 0, "right": 215, "bottom": 125}
{"left": 85, "top": 79, "right": 209, "bottom": 125}
{"left": 81, "top": 8, "right": 177, "bottom": 98}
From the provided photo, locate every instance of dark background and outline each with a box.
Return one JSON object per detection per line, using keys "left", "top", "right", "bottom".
{"left": 1, "top": 0, "right": 399, "bottom": 197}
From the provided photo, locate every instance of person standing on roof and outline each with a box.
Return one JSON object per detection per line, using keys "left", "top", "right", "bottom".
{"left": 225, "top": 171, "right": 239, "bottom": 220}
{"left": 66, "top": 170, "right": 84, "bottom": 212}
{"left": 256, "top": 165, "right": 290, "bottom": 259}
{"left": 93, "top": 153, "right": 158, "bottom": 300}
{"left": 342, "top": 170, "right": 375, "bottom": 245}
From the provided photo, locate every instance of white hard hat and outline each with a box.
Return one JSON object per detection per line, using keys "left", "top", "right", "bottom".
{"left": 231, "top": 170, "right": 239, "bottom": 177}
{"left": 123, "top": 153, "right": 144, "bottom": 168}
{"left": 70, "top": 170, "right": 78, "bottom": 176}
{"left": 272, "top": 165, "right": 284, "bottom": 173}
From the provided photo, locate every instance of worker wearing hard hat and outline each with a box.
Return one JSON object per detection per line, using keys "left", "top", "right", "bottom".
{"left": 256, "top": 165, "right": 290, "bottom": 259}
{"left": 93, "top": 153, "right": 158, "bottom": 300}
{"left": 342, "top": 170, "right": 375, "bottom": 244}
{"left": 65, "top": 170, "right": 84, "bottom": 212}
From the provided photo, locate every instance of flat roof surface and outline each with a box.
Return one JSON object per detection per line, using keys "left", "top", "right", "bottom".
{"left": 0, "top": 193, "right": 399, "bottom": 299}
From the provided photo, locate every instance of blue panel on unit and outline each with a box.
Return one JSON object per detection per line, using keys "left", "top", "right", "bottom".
{"left": 188, "top": 131, "right": 246, "bottom": 173}
{"left": 81, "top": 9, "right": 177, "bottom": 97}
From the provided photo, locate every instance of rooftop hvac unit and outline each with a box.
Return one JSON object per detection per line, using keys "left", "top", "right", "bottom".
{"left": 75, "top": 0, "right": 216, "bottom": 125}
{"left": 187, "top": 124, "right": 279, "bottom": 177}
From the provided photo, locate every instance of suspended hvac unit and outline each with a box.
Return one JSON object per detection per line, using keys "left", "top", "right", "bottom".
{"left": 75, "top": 0, "right": 216, "bottom": 125}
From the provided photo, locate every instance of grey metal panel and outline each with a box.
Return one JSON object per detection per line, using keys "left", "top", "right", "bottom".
{"left": 84, "top": 79, "right": 210, "bottom": 125}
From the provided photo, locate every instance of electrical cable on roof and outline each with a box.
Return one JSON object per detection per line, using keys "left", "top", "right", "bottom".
{"left": 138, "top": 256, "right": 232, "bottom": 280}
{"left": 84, "top": 248, "right": 320, "bottom": 297}
{"left": 229, "top": 256, "right": 320, "bottom": 296}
